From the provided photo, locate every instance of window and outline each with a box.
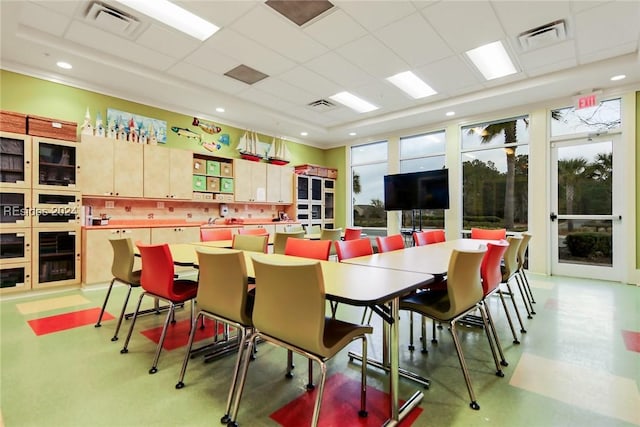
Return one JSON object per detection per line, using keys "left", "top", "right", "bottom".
{"left": 551, "top": 98, "right": 621, "bottom": 137}
{"left": 399, "top": 131, "right": 446, "bottom": 230}
{"left": 461, "top": 116, "right": 529, "bottom": 232}
{"left": 351, "top": 141, "right": 388, "bottom": 228}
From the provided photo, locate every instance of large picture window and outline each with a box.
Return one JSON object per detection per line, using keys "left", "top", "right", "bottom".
{"left": 461, "top": 116, "right": 529, "bottom": 232}
{"left": 400, "top": 131, "right": 446, "bottom": 230}
{"left": 351, "top": 141, "right": 388, "bottom": 228}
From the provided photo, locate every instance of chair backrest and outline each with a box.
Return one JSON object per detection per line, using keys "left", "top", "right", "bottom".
{"left": 320, "top": 228, "right": 342, "bottom": 242}
{"left": 237, "top": 227, "right": 269, "bottom": 236}
{"left": 517, "top": 232, "right": 532, "bottom": 270}
{"left": 252, "top": 257, "right": 326, "bottom": 355}
{"left": 502, "top": 235, "right": 523, "bottom": 280}
{"left": 376, "top": 234, "right": 405, "bottom": 253}
{"left": 343, "top": 227, "right": 362, "bottom": 241}
{"left": 200, "top": 228, "right": 233, "bottom": 242}
{"left": 272, "top": 230, "right": 305, "bottom": 255}
{"left": 284, "top": 237, "right": 331, "bottom": 260}
{"left": 110, "top": 238, "right": 139, "bottom": 283}
{"left": 335, "top": 238, "right": 373, "bottom": 262}
{"left": 305, "top": 225, "right": 321, "bottom": 235}
{"left": 470, "top": 227, "right": 506, "bottom": 240}
{"left": 232, "top": 234, "right": 269, "bottom": 253}
{"left": 444, "top": 248, "right": 486, "bottom": 318}
{"left": 135, "top": 242, "right": 177, "bottom": 299}
{"left": 480, "top": 240, "right": 509, "bottom": 296}
{"left": 413, "top": 229, "right": 446, "bottom": 246}
{"left": 284, "top": 224, "right": 304, "bottom": 232}
{"left": 196, "top": 249, "right": 252, "bottom": 325}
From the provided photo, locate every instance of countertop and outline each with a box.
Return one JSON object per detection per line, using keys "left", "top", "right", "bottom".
{"left": 83, "top": 218, "right": 299, "bottom": 230}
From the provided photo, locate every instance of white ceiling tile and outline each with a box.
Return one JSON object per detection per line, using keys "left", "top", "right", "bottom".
{"left": 182, "top": 44, "right": 238, "bottom": 75}
{"left": 304, "top": 51, "right": 376, "bottom": 89}
{"left": 253, "top": 77, "right": 317, "bottom": 106}
{"left": 578, "top": 41, "right": 639, "bottom": 65}
{"left": 166, "top": 62, "right": 247, "bottom": 95}
{"left": 518, "top": 40, "right": 577, "bottom": 74}
{"left": 177, "top": 0, "right": 261, "bottom": 28}
{"left": 524, "top": 58, "right": 578, "bottom": 78}
{"left": 29, "top": 0, "right": 81, "bottom": 17}
{"left": 492, "top": 1, "right": 572, "bottom": 36}
{"left": 303, "top": 9, "right": 367, "bottom": 50}
{"left": 376, "top": 12, "right": 452, "bottom": 67}
{"left": 336, "top": 35, "right": 407, "bottom": 79}
{"left": 206, "top": 28, "right": 296, "bottom": 76}
{"left": 422, "top": 1, "right": 505, "bottom": 52}
{"left": 573, "top": 1, "right": 640, "bottom": 57}
{"left": 278, "top": 66, "right": 342, "bottom": 98}
{"left": 417, "top": 55, "right": 482, "bottom": 96}
{"left": 236, "top": 87, "right": 297, "bottom": 115}
{"left": 19, "top": 2, "right": 71, "bottom": 37}
{"left": 335, "top": 0, "right": 417, "bottom": 31}
{"left": 136, "top": 24, "right": 201, "bottom": 59}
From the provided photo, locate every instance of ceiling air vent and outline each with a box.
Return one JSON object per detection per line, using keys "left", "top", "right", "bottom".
{"left": 84, "top": 1, "right": 140, "bottom": 38}
{"left": 307, "top": 99, "right": 337, "bottom": 111}
{"left": 518, "top": 19, "right": 567, "bottom": 52}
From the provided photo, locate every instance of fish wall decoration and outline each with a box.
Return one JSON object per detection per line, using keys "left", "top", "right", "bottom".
{"left": 193, "top": 117, "right": 222, "bottom": 134}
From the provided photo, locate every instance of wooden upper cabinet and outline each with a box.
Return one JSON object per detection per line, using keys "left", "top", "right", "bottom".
{"left": 234, "top": 159, "right": 267, "bottom": 202}
{"left": 81, "top": 135, "right": 143, "bottom": 197}
{"left": 266, "top": 164, "right": 293, "bottom": 204}
{"left": 143, "top": 144, "right": 192, "bottom": 199}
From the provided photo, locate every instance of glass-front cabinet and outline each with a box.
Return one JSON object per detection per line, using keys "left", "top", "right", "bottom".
{"left": 32, "top": 228, "right": 80, "bottom": 288}
{"left": 0, "top": 228, "right": 31, "bottom": 264}
{"left": 0, "top": 132, "right": 31, "bottom": 189}
{"left": 31, "top": 190, "right": 81, "bottom": 226}
{"left": 0, "top": 189, "right": 31, "bottom": 228}
{"left": 1, "top": 262, "right": 31, "bottom": 294}
{"left": 32, "top": 137, "right": 80, "bottom": 191}
{"left": 323, "top": 178, "right": 335, "bottom": 229}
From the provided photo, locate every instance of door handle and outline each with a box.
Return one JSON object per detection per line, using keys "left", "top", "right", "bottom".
{"left": 550, "top": 212, "right": 557, "bottom": 221}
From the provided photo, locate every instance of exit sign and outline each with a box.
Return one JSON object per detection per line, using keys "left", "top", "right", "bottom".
{"left": 575, "top": 92, "right": 600, "bottom": 110}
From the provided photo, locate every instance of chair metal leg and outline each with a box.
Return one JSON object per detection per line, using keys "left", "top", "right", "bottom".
{"left": 449, "top": 321, "right": 480, "bottom": 410}
{"left": 111, "top": 284, "right": 134, "bottom": 342}
{"left": 95, "top": 278, "right": 116, "bottom": 328}
{"left": 477, "top": 304, "right": 504, "bottom": 376}
{"left": 310, "top": 361, "right": 326, "bottom": 427}
{"left": 286, "top": 350, "right": 294, "bottom": 378}
{"left": 149, "top": 302, "right": 175, "bottom": 374}
{"left": 359, "top": 335, "right": 368, "bottom": 417}
{"left": 519, "top": 269, "right": 536, "bottom": 304}
{"left": 503, "top": 279, "right": 527, "bottom": 333}
{"left": 408, "top": 313, "right": 415, "bottom": 351}
{"left": 228, "top": 332, "right": 259, "bottom": 427}
{"left": 120, "top": 292, "right": 146, "bottom": 354}
{"left": 307, "top": 358, "right": 315, "bottom": 390}
{"left": 497, "top": 290, "right": 520, "bottom": 344}
{"left": 420, "top": 316, "right": 428, "bottom": 353}
{"left": 175, "top": 313, "right": 202, "bottom": 388}
{"left": 483, "top": 302, "right": 508, "bottom": 366}
{"left": 221, "top": 326, "right": 251, "bottom": 425}
{"left": 516, "top": 273, "right": 535, "bottom": 316}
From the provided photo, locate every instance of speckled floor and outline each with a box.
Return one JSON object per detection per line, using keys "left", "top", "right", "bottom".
{"left": 1, "top": 273, "right": 638, "bottom": 427}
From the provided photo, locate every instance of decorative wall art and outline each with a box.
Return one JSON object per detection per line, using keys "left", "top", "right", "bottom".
{"left": 107, "top": 108, "right": 167, "bottom": 143}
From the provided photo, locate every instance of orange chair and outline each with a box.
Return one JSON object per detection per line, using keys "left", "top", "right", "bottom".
{"left": 413, "top": 229, "right": 446, "bottom": 246}
{"left": 121, "top": 243, "right": 198, "bottom": 374}
{"left": 200, "top": 228, "right": 233, "bottom": 242}
{"left": 376, "top": 234, "right": 405, "bottom": 253}
{"left": 343, "top": 227, "right": 362, "bottom": 241}
{"left": 237, "top": 227, "right": 269, "bottom": 236}
{"left": 285, "top": 237, "right": 331, "bottom": 261}
{"left": 470, "top": 227, "right": 506, "bottom": 240}
{"left": 334, "top": 238, "right": 374, "bottom": 321}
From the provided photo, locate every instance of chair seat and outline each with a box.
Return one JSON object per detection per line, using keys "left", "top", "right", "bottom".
{"left": 171, "top": 280, "right": 199, "bottom": 302}
{"left": 400, "top": 291, "right": 475, "bottom": 322}
{"left": 128, "top": 270, "right": 142, "bottom": 286}
{"left": 321, "top": 318, "right": 372, "bottom": 358}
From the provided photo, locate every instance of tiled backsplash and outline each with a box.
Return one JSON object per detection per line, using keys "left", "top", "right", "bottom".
{"left": 82, "top": 198, "right": 283, "bottom": 224}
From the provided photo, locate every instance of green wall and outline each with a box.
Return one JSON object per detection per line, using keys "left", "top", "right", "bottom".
{"left": 0, "top": 70, "right": 327, "bottom": 166}
{"left": 636, "top": 91, "right": 639, "bottom": 269}
{"left": 324, "top": 146, "right": 347, "bottom": 229}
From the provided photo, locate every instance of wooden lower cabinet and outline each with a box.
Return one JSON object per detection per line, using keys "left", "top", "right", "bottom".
{"left": 82, "top": 228, "right": 151, "bottom": 285}
{"left": 150, "top": 226, "right": 200, "bottom": 244}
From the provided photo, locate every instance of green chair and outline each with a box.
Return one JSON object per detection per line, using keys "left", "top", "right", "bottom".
{"left": 272, "top": 230, "right": 305, "bottom": 254}
{"left": 232, "top": 234, "right": 268, "bottom": 253}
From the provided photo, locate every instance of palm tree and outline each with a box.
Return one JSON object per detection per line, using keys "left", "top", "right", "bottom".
{"left": 558, "top": 157, "right": 587, "bottom": 231}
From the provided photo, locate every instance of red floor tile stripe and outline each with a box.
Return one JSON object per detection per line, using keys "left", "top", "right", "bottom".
{"left": 270, "top": 373, "right": 423, "bottom": 426}
{"left": 140, "top": 318, "right": 225, "bottom": 350}
{"left": 27, "top": 308, "right": 114, "bottom": 336}
{"left": 621, "top": 330, "right": 640, "bottom": 353}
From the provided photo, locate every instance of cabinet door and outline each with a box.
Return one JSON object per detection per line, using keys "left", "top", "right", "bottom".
{"left": 150, "top": 226, "right": 199, "bottom": 244}
{"left": 234, "top": 159, "right": 266, "bottom": 202}
{"left": 114, "top": 141, "right": 143, "bottom": 197}
{"left": 279, "top": 166, "right": 293, "bottom": 204}
{"left": 0, "top": 132, "right": 31, "bottom": 189}
{"left": 32, "top": 227, "right": 81, "bottom": 288}
{"left": 266, "top": 164, "right": 281, "bottom": 203}
{"left": 80, "top": 135, "right": 115, "bottom": 196}
{"left": 82, "top": 228, "right": 150, "bottom": 285}
{"left": 143, "top": 144, "right": 170, "bottom": 198}
{"left": 33, "top": 137, "right": 81, "bottom": 191}
{"left": 169, "top": 148, "right": 193, "bottom": 200}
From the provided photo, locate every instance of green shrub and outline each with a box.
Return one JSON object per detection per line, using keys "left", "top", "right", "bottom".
{"left": 565, "top": 232, "right": 611, "bottom": 257}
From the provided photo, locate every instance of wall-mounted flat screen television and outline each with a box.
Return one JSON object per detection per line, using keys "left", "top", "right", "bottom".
{"left": 384, "top": 168, "right": 449, "bottom": 211}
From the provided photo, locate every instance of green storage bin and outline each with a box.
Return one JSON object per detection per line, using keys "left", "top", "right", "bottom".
{"left": 220, "top": 177, "right": 234, "bottom": 193}
{"left": 206, "top": 160, "right": 220, "bottom": 176}
{"left": 192, "top": 175, "right": 206, "bottom": 191}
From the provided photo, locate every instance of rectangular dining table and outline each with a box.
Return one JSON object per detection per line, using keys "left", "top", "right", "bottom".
{"left": 149, "top": 243, "right": 435, "bottom": 426}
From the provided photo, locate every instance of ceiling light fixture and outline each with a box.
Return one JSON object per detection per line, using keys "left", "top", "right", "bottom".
{"left": 215, "top": 107, "right": 225, "bottom": 113}
{"left": 300, "top": 132, "right": 308, "bottom": 136}
{"left": 115, "top": 0, "right": 219, "bottom": 41}
{"left": 445, "top": 111, "right": 455, "bottom": 117}
{"left": 329, "top": 91, "right": 378, "bottom": 113}
{"left": 386, "top": 71, "right": 437, "bottom": 99}
{"left": 349, "top": 132, "right": 357, "bottom": 136}
{"left": 466, "top": 41, "right": 517, "bottom": 80}
{"left": 56, "top": 61, "right": 72, "bottom": 69}
{"left": 610, "top": 74, "right": 626, "bottom": 81}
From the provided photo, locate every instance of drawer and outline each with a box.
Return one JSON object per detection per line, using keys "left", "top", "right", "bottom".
{"left": 28, "top": 115, "right": 77, "bottom": 142}
{"left": 193, "top": 158, "right": 206, "bottom": 174}
{"left": 206, "top": 160, "right": 220, "bottom": 176}
{"left": 192, "top": 175, "right": 206, "bottom": 191}
{"left": 220, "top": 162, "right": 233, "bottom": 177}
{"left": 206, "top": 177, "right": 220, "bottom": 192}
{"left": 220, "top": 177, "right": 234, "bottom": 193}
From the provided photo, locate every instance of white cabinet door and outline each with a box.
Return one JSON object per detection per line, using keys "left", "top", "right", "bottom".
{"left": 234, "top": 159, "right": 267, "bottom": 202}
{"left": 113, "top": 141, "right": 143, "bottom": 197}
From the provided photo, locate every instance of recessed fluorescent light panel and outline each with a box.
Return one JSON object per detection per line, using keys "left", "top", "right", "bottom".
{"left": 386, "top": 71, "right": 436, "bottom": 99}
{"left": 116, "top": 0, "right": 219, "bottom": 41}
{"left": 610, "top": 74, "right": 626, "bottom": 81}
{"left": 56, "top": 61, "right": 72, "bottom": 69}
{"left": 466, "top": 41, "right": 517, "bottom": 80}
{"left": 329, "top": 92, "right": 378, "bottom": 113}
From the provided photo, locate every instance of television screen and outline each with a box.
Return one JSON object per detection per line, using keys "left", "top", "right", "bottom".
{"left": 384, "top": 169, "right": 449, "bottom": 211}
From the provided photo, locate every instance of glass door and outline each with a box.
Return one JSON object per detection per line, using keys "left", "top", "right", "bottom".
{"left": 550, "top": 134, "right": 622, "bottom": 280}
{"left": 0, "top": 132, "right": 31, "bottom": 189}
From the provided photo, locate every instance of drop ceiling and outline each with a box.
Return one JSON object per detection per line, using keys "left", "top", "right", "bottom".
{"left": 1, "top": 0, "right": 639, "bottom": 148}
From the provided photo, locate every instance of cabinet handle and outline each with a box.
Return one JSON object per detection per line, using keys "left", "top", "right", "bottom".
{"left": 26, "top": 160, "right": 30, "bottom": 164}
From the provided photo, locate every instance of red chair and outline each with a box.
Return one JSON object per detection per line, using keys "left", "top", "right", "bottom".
{"left": 343, "top": 227, "right": 362, "bottom": 241}
{"left": 200, "top": 228, "right": 233, "bottom": 242}
{"left": 470, "top": 227, "right": 506, "bottom": 240}
{"left": 334, "top": 238, "right": 374, "bottom": 321}
{"left": 413, "top": 229, "right": 446, "bottom": 246}
{"left": 285, "top": 237, "right": 331, "bottom": 261}
{"left": 237, "top": 228, "right": 268, "bottom": 236}
{"left": 376, "top": 234, "right": 405, "bottom": 253}
{"left": 121, "top": 243, "right": 198, "bottom": 374}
